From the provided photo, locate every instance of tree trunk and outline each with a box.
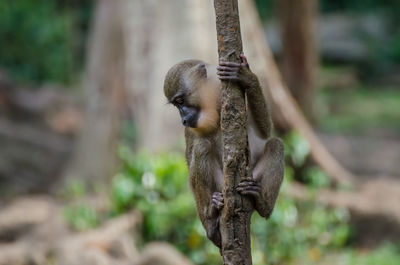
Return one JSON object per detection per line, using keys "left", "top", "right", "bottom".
{"left": 279, "top": 0, "right": 318, "bottom": 123}
{"left": 63, "top": 0, "right": 221, "bottom": 186}
{"left": 120, "top": 0, "right": 218, "bottom": 152}
{"left": 214, "top": 1, "right": 253, "bottom": 264}
{"left": 63, "top": 0, "right": 127, "bottom": 184}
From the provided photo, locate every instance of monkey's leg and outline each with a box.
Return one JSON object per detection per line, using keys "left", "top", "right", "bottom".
{"left": 192, "top": 185, "right": 224, "bottom": 248}
{"left": 206, "top": 192, "right": 224, "bottom": 247}
{"left": 237, "top": 137, "right": 284, "bottom": 218}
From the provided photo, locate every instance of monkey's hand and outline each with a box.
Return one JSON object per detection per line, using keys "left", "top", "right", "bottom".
{"left": 210, "top": 192, "right": 224, "bottom": 217}
{"left": 217, "top": 54, "right": 258, "bottom": 89}
{"left": 236, "top": 177, "right": 264, "bottom": 212}
{"left": 237, "top": 177, "right": 261, "bottom": 198}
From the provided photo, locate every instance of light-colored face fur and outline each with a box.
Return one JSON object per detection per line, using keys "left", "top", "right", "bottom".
{"left": 191, "top": 68, "right": 221, "bottom": 135}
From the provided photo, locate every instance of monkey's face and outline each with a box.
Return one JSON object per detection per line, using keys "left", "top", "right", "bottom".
{"left": 170, "top": 83, "right": 220, "bottom": 135}
{"left": 171, "top": 94, "right": 200, "bottom": 128}
{"left": 164, "top": 60, "right": 220, "bottom": 135}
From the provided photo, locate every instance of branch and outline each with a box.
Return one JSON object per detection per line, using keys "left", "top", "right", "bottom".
{"left": 214, "top": 0, "right": 252, "bottom": 264}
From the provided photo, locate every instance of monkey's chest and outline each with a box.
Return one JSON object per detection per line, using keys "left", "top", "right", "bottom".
{"left": 191, "top": 137, "right": 224, "bottom": 190}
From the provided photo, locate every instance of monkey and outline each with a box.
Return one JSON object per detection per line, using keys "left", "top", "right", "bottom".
{"left": 163, "top": 54, "right": 284, "bottom": 248}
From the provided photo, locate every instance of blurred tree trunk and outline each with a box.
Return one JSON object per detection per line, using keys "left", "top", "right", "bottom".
{"left": 63, "top": 0, "right": 127, "bottom": 184}
{"left": 119, "top": 0, "right": 217, "bottom": 151}
{"left": 279, "top": 0, "right": 319, "bottom": 123}
{"left": 64, "top": 0, "right": 219, "bottom": 184}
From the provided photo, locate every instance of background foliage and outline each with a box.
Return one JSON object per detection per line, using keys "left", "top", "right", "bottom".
{"left": 1, "top": 0, "right": 399, "bottom": 85}
{"left": 0, "top": 0, "right": 92, "bottom": 85}
{"left": 94, "top": 134, "right": 400, "bottom": 265}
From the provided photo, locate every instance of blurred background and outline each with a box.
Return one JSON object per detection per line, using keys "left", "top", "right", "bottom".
{"left": 0, "top": 0, "right": 399, "bottom": 264}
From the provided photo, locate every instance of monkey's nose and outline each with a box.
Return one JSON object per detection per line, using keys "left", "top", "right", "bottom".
{"left": 182, "top": 119, "right": 187, "bottom": 126}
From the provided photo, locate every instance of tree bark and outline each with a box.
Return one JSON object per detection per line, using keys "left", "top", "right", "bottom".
{"left": 279, "top": 0, "right": 318, "bottom": 122}
{"left": 214, "top": 1, "right": 253, "bottom": 264}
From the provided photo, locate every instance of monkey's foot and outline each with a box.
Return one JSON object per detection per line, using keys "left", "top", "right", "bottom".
{"left": 236, "top": 177, "right": 261, "bottom": 199}
{"left": 211, "top": 192, "right": 224, "bottom": 211}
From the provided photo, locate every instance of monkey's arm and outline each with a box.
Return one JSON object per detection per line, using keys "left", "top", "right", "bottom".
{"left": 190, "top": 172, "right": 223, "bottom": 248}
{"left": 237, "top": 138, "right": 284, "bottom": 218}
{"left": 188, "top": 144, "right": 223, "bottom": 248}
{"left": 218, "top": 54, "right": 272, "bottom": 139}
{"left": 245, "top": 73, "right": 272, "bottom": 139}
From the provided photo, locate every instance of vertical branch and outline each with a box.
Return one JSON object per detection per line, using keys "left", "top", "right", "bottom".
{"left": 214, "top": 0, "right": 253, "bottom": 264}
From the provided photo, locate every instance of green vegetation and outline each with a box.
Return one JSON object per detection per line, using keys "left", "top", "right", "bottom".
{"left": 2, "top": 0, "right": 399, "bottom": 86}
{"left": 62, "top": 133, "right": 400, "bottom": 264}
{"left": 109, "top": 145, "right": 352, "bottom": 265}
{"left": 255, "top": 0, "right": 400, "bottom": 70}
{"left": 318, "top": 87, "right": 400, "bottom": 134}
{"left": 63, "top": 203, "right": 99, "bottom": 231}
{"left": 319, "top": 244, "right": 400, "bottom": 265}
{"left": 0, "top": 0, "right": 92, "bottom": 85}
{"left": 255, "top": 0, "right": 400, "bottom": 18}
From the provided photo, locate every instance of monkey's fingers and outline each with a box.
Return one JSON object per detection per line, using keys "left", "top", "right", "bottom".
{"left": 237, "top": 185, "right": 260, "bottom": 192}
{"left": 238, "top": 181, "right": 259, "bottom": 187}
{"left": 212, "top": 192, "right": 223, "bottom": 198}
{"left": 217, "top": 71, "right": 238, "bottom": 77}
{"left": 219, "top": 61, "right": 241, "bottom": 67}
{"left": 218, "top": 76, "right": 240, "bottom": 81}
{"left": 217, "top": 66, "right": 239, "bottom": 71}
{"left": 212, "top": 193, "right": 224, "bottom": 203}
{"left": 212, "top": 198, "right": 222, "bottom": 205}
{"left": 239, "top": 53, "right": 249, "bottom": 67}
{"left": 212, "top": 198, "right": 224, "bottom": 209}
{"left": 212, "top": 193, "right": 224, "bottom": 201}
{"left": 238, "top": 189, "right": 260, "bottom": 198}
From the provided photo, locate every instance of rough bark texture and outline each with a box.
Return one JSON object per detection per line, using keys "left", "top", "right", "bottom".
{"left": 280, "top": 0, "right": 318, "bottom": 122}
{"left": 214, "top": 1, "right": 253, "bottom": 264}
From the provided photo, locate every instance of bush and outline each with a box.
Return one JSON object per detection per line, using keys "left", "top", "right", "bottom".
{"left": 62, "top": 132, "right": 399, "bottom": 264}
{"left": 0, "top": 0, "right": 92, "bottom": 85}
{"left": 110, "top": 142, "right": 351, "bottom": 265}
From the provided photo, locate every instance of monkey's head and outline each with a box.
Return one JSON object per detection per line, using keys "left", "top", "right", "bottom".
{"left": 164, "top": 60, "right": 220, "bottom": 135}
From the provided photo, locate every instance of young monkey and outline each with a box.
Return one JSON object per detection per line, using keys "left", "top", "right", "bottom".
{"left": 163, "top": 54, "right": 284, "bottom": 248}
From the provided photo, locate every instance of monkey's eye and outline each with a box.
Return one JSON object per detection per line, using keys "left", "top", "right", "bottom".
{"left": 174, "top": 97, "right": 184, "bottom": 105}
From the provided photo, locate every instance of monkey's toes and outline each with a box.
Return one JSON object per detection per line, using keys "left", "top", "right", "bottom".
{"left": 212, "top": 192, "right": 224, "bottom": 209}
{"left": 239, "top": 53, "right": 248, "bottom": 66}
{"left": 236, "top": 181, "right": 261, "bottom": 198}
{"left": 237, "top": 178, "right": 259, "bottom": 188}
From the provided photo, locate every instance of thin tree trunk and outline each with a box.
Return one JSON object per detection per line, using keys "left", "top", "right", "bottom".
{"left": 279, "top": 0, "right": 318, "bottom": 122}
{"left": 214, "top": 1, "right": 252, "bottom": 264}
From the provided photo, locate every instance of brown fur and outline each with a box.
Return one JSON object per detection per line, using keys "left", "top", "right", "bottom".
{"left": 164, "top": 59, "right": 284, "bottom": 248}
{"left": 192, "top": 80, "right": 220, "bottom": 135}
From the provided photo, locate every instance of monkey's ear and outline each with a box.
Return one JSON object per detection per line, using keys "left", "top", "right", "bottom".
{"left": 192, "top": 63, "right": 207, "bottom": 79}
